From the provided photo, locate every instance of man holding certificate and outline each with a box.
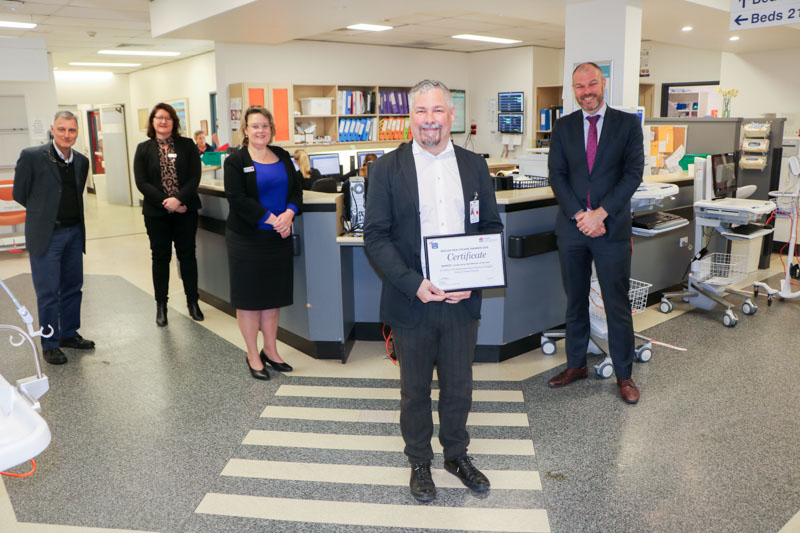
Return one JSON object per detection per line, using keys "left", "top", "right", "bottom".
{"left": 364, "top": 79, "right": 503, "bottom": 503}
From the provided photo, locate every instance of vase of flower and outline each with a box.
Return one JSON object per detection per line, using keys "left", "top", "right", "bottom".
{"left": 718, "top": 87, "right": 738, "bottom": 118}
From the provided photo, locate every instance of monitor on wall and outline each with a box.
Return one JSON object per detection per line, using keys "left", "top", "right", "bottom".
{"left": 451, "top": 89, "right": 466, "bottom": 134}
{"left": 498, "top": 113, "right": 524, "bottom": 134}
{"left": 498, "top": 91, "right": 524, "bottom": 113}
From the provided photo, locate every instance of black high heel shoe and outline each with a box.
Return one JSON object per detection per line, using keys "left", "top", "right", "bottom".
{"left": 187, "top": 301, "right": 204, "bottom": 321}
{"left": 260, "top": 350, "right": 293, "bottom": 372}
{"left": 246, "top": 357, "right": 270, "bottom": 380}
{"left": 156, "top": 303, "right": 168, "bottom": 327}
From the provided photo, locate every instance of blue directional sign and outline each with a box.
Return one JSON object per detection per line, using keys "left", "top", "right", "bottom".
{"left": 730, "top": 0, "right": 800, "bottom": 30}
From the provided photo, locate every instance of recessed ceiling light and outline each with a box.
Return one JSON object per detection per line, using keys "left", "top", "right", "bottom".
{"left": 70, "top": 62, "right": 141, "bottom": 67}
{"left": 54, "top": 70, "right": 113, "bottom": 81}
{"left": 346, "top": 23, "right": 393, "bottom": 32}
{"left": 98, "top": 50, "right": 180, "bottom": 57}
{"left": 729, "top": 36, "right": 740, "bottom": 41}
{"left": 452, "top": 34, "right": 522, "bottom": 44}
{"left": 0, "top": 20, "right": 36, "bottom": 29}
{"left": 682, "top": 26, "right": 693, "bottom": 32}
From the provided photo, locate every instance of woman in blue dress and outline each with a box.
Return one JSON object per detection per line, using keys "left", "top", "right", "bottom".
{"left": 223, "top": 106, "right": 302, "bottom": 380}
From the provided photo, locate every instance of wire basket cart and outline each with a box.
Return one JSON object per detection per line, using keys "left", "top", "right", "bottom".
{"left": 660, "top": 252, "right": 756, "bottom": 327}
{"left": 541, "top": 277, "right": 655, "bottom": 379}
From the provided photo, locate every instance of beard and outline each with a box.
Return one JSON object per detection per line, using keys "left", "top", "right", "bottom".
{"left": 417, "top": 123, "right": 443, "bottom": 147}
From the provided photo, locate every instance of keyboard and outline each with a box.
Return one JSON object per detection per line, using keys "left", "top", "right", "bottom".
{"left": 632, "top": 211, "right": 686, "bottom": 230}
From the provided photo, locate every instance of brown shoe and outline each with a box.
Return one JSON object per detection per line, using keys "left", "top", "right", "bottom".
{"left": 548, "top": 366, "right": 588, "bottom": 388}
{"left": 617, "top": 378, "right": 640, "bottom": 404}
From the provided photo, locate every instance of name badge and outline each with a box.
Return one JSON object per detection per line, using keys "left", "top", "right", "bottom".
{"left": 244, "top": 166, "right": 255, "bottom": 173}
{"left": 469, "top": 199, "right": 480, "bottom": 224}
{"left": 167, "top": 153, "right": 177, "bottom": 159}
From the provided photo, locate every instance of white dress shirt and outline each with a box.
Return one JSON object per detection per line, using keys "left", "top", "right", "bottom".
{"left": 52, "top": 140, "right": 74, "bottom": 163}
{"left": 582, "top": 102, "right": 607, "bottom": 149}
{"left": 413, "top": 139, "right": 464, "bottom": 277}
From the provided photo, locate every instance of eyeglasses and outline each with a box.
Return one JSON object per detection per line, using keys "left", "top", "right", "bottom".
{"left": 154, "top": 115, "right": 173, "bottom": 122}
{"left": 248, "top": 123, "right": 270, "bottom": 131}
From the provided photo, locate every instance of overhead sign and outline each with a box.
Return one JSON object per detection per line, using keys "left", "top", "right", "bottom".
{"left": 730, "top": 0, "right": 800, "bottom": 30}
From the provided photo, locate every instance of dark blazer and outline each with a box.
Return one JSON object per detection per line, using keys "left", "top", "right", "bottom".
{"left": 548, "top": 106, "right": 644, "bottom": 241}
{"left": 133, "top": 136, "right": 202, "bottom": 217}
{"left": 364, "top": 142, "right": 503, "bottom": 329}
{"left": 223, "top": 144, "right": 303, "bottom": 235}
{"left": 13, "top": 144, "right": 89, "bottom": 257}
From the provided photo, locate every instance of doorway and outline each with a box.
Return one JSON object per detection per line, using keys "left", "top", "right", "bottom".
{"left": 86, "top": 109, "right": 105, "bottom": 176}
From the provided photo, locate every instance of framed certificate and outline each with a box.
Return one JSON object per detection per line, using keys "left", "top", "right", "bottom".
{"left": 423, "top": 232, "right": 507, "bottom": 292}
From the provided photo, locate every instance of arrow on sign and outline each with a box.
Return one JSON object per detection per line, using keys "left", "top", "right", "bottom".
{"left": 734, "top": 14, "right": 747, "bottom": 25}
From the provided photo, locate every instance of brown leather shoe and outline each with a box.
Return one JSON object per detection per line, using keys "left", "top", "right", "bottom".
{"left": 548, "top": 366, "right": 588, "bottom": 388}
{"left": 617, "top": 378, "right": 640, "bottom": 404}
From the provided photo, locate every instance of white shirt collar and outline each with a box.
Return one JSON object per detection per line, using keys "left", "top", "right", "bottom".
{"left": 51, "top": 139, "right": 74, "bottom": 163}
{"left": 582, "top": 102, "right": 608, "bottom": 120}
{"left": 412, "top": 139, "right": 454, "bottom": 159}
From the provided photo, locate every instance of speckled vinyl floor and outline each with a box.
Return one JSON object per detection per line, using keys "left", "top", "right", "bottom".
{"left": 1, "top": 197, "right": 800, "bottom": 532}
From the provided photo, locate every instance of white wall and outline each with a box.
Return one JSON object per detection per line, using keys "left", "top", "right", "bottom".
{"left": 0, "top": 53, "right": 59, "bottom": 180}
{"left": 55, "top": 73, "right": 130, "bottom": 108}
{"left": 467, "top": 46, "right": 534, "bottom": 157}
{"left": 720, "top": 48, "right": 800, "bottom": 135}
{"left": 214, "top": 41, "right": 469, "bottom": 148}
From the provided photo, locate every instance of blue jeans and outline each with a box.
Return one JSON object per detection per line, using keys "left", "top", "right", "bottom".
{"left": 29, "top": 224, "right": 84, "bottom": 350}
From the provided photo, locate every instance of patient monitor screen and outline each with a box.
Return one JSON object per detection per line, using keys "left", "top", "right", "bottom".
{"left": 712, "top": 153, "right": 737, "bottom": 198}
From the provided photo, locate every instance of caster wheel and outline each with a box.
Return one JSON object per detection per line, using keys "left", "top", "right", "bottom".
{"left": 742, "top": 300, "right": 757, "bottom": 316}
{"left": 682, "top": 296, "right": 691, "bottom": 303}
{"left": 659, "top": 299, "right": 674, "bottom": 314}
{"left": 753, "top": 285, "right": 759, "bottom": 297}
{"left": 541, "top": 339, "right": 556, "bottom": 355}
{"left": 722, "top": 310, "right": 738, "bottom": 327}
{"left": 635, "top": 345, "right": 653, "bottom": 363}
{"left": 596, "top": 363, "right": 614, "bottom": 379}
{"left": 768, "top": 295, "right": 774, "bottom": 307}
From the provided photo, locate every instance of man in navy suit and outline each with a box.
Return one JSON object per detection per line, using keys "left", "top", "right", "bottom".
{"left": 364, "top": 80, "right": 503, "bottom": 502}
{"left": 547, "top": 62, "right": 644, "bottom": 404}
{"left": 13, "top": 110, "right": 95, "bottom": 365}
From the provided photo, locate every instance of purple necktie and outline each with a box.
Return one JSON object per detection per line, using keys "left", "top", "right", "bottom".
{"left": 586, "top": 114, "right": 600, "bottom": 208}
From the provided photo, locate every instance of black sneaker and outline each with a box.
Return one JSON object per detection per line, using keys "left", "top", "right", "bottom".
{"left": 43, "top": 348, "right": 67, "bottom": 365}
{"left": 444, "top": 456, "right": 490, "bottom": 492}
{"left": 409, "top": 462, "right": 436, "bottom": 502}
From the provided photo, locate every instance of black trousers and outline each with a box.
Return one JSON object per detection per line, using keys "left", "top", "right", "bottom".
{"left": 557, "top": 232, "right": 635, "bottom": 379}
{"left": 391, "top": 301, "right": 478, "bottom": 464}
{"left": 144, "top": 211, "right": 199, "bottom": 304}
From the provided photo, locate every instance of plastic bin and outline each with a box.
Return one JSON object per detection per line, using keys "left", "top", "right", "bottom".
{"left": 678, "top": 153, "right": 709, "bottom": 171}
{"left": 201, "top": 152, "right": 224, "bottom": 166}
{"left": 299, "top": 97, "right": 334, "bottom": 116}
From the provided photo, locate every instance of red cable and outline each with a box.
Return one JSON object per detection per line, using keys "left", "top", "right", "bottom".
{"left": 1, "top": 459, "right": 36, "bottom": 478}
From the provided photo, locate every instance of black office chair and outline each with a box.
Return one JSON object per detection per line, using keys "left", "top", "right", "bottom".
{"left": 311, "top": 177, "right": 338, "bottom": 193}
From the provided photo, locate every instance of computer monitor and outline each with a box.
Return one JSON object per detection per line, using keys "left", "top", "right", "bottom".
{"left": 309, "top": 153, "right": 341, "bottom": 177}
{"left": 357, "top": 150, "right": 384, "bottom": 167}
{"left": 498, "top": 113, "right": 524, "bottom": 134}
{"left": 498, "top": 91, "right": 524, "bottom": 113}
{"left": 711, "top": 153, "right": 737, "bottom": 198}
{"left": 451, "top": 89, "right": 466, "bottom": 133}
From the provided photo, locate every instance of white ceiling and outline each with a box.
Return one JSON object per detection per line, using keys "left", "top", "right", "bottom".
{"left": 1, "top": 0, "right": 799, "bottom": 74}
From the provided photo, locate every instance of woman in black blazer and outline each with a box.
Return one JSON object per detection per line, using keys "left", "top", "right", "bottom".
{"left": 134, "top": 103, "right": 203, "bottom": 327}
{"left": 224, "top": 106, "right": 302, "bottom": 380}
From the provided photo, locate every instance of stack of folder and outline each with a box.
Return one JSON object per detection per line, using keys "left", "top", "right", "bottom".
{"left": 378, "top": 117, "right": 411, "bottom": 141}
{"left": 338, "top": 118, "right": 375, "bottom": 142}
{"left": 379, "top": 90, "right": 409, "bottom": 114}
{"left": 337, "top": 90, "right": 374, "bottom": 115}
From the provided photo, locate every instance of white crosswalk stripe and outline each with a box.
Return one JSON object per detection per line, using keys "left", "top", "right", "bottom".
{"left": 261, "top": 405, "right": 531, "bottom": 426}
